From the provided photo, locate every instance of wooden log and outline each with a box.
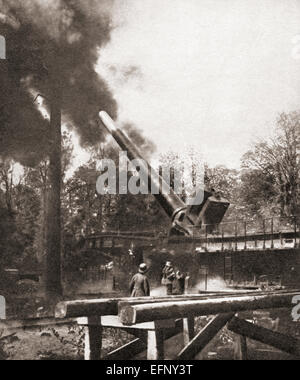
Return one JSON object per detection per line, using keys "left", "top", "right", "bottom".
{"left": 228, "top": 317, "right": 300, "bottom": 358}
{"left": 56, "top": 289, "right": 297, "bottom": 319}
{"left": 56, "top": 299, "right": 119, "bottom": 319}
{"left": 56, "top": 295, "right": 215, "bottom": 319}
{"left": 117, "top": 295, "right": 220, "bottom": 315}
{"left": 177, "top": 313, "right": 234, "bottom": 360}
{"left": 117, "top": 289, "right": 294, "bottom": 315}
{"left": 119, "top": 292, "right": 299, "bottom": 325}
{"left": 57, "top": 292, "right": 255, "bottom": 319}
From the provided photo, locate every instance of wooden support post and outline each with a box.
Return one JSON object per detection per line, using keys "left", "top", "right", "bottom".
{"left": 147, "top": 330, "right": 165, "bottom": 360}
{"left": 77, "top": 317, "right": 102, "bottom": 361}
{"left": 228, "top": 317, "right": 300, "bottom": 359}
{"left": 234, "top": 335, "right": 248, "bottom": 360}
{"left": 183, "top": 317, "right": 195, "bottom": 346}
{"left": 178, "top": 313, "right": 234, "bottom": 360}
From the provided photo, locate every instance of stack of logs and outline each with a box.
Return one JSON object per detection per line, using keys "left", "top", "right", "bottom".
{"left": 55, "top": 290, "right": 300, "bottom": 360}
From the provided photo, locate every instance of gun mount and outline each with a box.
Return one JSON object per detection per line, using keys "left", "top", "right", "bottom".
{"left": 99, "top": 111, "right": 230, "bottom": 237}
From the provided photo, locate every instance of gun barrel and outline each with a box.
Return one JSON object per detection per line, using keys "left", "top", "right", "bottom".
{"left": 99, "top": 111, "right": 187, "bottom": 220}
{"left": 99, "top": 111, "right": 230, "bottom": 236}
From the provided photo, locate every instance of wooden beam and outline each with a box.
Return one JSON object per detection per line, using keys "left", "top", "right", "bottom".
{"left": 177, "top": 313, "right": 234, "bottom": 360}
{"left": 117, "top": 295, "right": 213, "bottom": 315}
{"left": 116, "top": 289, "right": 294, "bottom": 317}
{"left": 56, "top": 299, "right": 119, "bottom": 318}
{"left": 57, "top": 296, "right": 199, "bottom": 319}
{"left": 56, "top": 290, "right": 298, "bottom": 319}
{"left": 104, "top": 338, "right": 146, "bottom": 360}
{"left": 103, "top": 336, "right": 147, "bottom": 360}
{"left": 119, "top": 292, "right": 299, "bottom": 325}
{"left": 57, "top": 295, "right": 200, "bottom": 319}
{"left": 57, "top": 292, "right": 257, "bottom": 319}
{"left": 228, "top": 317, "right": 300, "bottom": 359}
{"left": 234, "top": 335, "right": 248, "bottom": 360}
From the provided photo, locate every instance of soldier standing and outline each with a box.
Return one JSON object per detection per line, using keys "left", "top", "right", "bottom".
{"left": 130, "top": 263, "right": 150, "bottom": 297}
{"left": 173, "top": 271, "right": 186, "bottom": 295}
{"left": 161, "top": 261, "right": 176, "bottom": 295}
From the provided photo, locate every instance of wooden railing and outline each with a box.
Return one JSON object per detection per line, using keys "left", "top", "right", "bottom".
{"left": 84, "top": 216, "right": 300, "bottom": 253}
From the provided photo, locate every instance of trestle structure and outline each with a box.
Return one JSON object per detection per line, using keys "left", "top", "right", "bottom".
{"left": 55, "top": 289, "right": 300, "bottom": 360}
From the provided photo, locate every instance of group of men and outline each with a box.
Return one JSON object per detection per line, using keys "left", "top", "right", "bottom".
{"left": 129, "top": 261, "right": 186, "bottom": 298}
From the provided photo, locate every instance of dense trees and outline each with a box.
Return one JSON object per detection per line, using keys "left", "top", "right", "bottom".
{"left": 242, "top": 112, "right": 300, "bottom": 218}
{"left": 0, "top": 110, "right": 299, "bottom": 289}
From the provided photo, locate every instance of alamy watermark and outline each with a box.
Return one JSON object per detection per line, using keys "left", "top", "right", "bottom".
{"left": 96, "top": 151, "right": 205, "bottom": 206}
{"left": 292, "top": 295, "right": 300, "bottom": 322}
{"left": 0, "top": 296, "right": 6, "bottom": 320}
{"left": 0, "top": 35, "right": 6, "bottom": 60}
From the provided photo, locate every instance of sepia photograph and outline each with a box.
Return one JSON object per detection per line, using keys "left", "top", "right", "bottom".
{"left": 0, "top": 0, "right": 300, "bottom": 365}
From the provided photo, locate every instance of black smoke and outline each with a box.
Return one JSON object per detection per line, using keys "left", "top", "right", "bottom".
{"left": 0, "top": 0, "right": 118, "bottom": 166}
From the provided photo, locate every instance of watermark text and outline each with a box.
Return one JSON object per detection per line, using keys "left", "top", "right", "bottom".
{"left": 292, "top": 295, "right": 300, "bottom": 322}
{"left": 96, "top": 151, "right": 205, "bottom": 206}
{"left": 0, "top": 296, "right": 6, "bottom": 320}
{"left": 0, "top": 35, "right": 6, "bottom": 60}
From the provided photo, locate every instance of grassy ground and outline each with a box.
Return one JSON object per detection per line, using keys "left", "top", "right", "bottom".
{"left": 0, "top": 324, "right": 132, "bottom": 360}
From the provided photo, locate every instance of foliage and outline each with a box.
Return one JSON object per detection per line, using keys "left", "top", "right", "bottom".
{"left": 242, "top": 112, "right": 300, "bottom": 218}
{"left": 1, "top": 110, "right": 299, "bottom": 295}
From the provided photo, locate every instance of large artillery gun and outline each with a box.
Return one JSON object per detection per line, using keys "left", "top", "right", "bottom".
{"left": 99, "top": 111, "right": 230, "bottom": 237}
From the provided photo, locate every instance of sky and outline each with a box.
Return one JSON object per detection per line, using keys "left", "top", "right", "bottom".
{"left": 95, "top": 0, "right": 300, "bottom": 169}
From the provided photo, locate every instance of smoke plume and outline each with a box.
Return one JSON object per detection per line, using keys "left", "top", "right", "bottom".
{"left": 0, "top": 0, "right": 118, "bottom": 166}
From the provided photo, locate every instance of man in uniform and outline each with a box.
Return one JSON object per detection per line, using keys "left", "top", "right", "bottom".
{"left": 173, "top": 270, "right": 186, "bottom": 295}
{"left": 130, "top": 263, "right": 150, "bottom": 297}
{"left": 161, "top": 261, "right": 176, "bottom": 295}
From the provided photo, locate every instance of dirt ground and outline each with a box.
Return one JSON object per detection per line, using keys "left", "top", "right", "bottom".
{"left": 0, "top": 325, "right": 132, "bottom": 360}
